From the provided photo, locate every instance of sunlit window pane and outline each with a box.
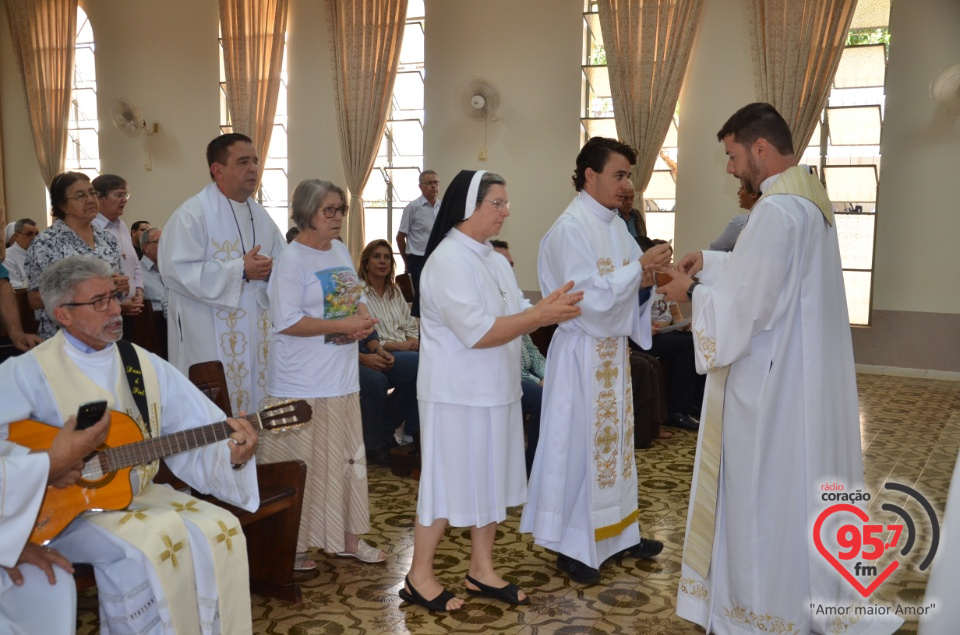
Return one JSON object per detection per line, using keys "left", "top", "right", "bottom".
{"left": 65, "top": 8, "right": 99, "bottom": 176}
{"left": 583, "top": 65, "right": 611, "bottom": 97}
{"left": 582, "top": 117, "right": 617, "bottom": 139}
{"left": 399, "top": 22, "right": 423, "bottom": 68}
{"left": 824, "top": 165, "right": 878, "bottom": 203}
{"left": 834, "top": 45, "right": 887, "bottom": 89}
{"left": 835, "top": 214, "right": 876, "bottom": 270}
{"left": 646, "top": 212, "right": 675, "bottom": 245}
{"left": 363, "top": 207, "right": 389, "bottom": 245}
{"left": 826, "top": 106, "right": 882, "bottom": 145}
{"left": 843, "top": 270, "right": 872, "bottom": 325}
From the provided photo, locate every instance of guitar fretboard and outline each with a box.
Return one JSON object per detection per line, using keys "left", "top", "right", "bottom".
{"left": 96, "top": 412, "right": 262, "bottom": 473}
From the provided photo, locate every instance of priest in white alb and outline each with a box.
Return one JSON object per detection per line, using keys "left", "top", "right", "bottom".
{"left": 159, "top": 133, "right": 286, "bottom": 415}
{"left": 1, "top": 256, "right": 261, "bottom": 634}
{"left": 658, "top": 103, "right": 902, "bottom": 635}
{"left": 520, "top": 137, "right": 673, "bottom": 585}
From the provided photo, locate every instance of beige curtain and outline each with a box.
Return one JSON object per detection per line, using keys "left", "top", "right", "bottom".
{"left": 219, "top": 0, "right": 289, "bottom": 187}
{"left": 324, "top": 0, "right": 407, "bottom": 259}
{"left": 598, "top": 0, "right": 704, "bottom": 194}
{"left": 750, "top": 0, "right": 858, "bottom": 152}
{"left": 4, "top": 0, "right": 77, "bottom": 186}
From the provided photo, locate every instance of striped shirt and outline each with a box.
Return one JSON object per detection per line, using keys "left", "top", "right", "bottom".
{"left": 360, "top": 281, "right": 418, "bottom": 344}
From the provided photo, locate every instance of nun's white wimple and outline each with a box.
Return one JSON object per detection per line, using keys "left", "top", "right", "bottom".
{"left": 463, "top": 170, "right": 487, "bottom": 220}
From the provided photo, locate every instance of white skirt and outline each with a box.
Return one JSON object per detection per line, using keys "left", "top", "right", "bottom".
{"left": 416, "top": 400, "right": 527, "bottom": 527}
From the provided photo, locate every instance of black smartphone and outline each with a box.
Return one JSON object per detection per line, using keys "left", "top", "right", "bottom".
{"left": 76, "top": 400, "right": 108, "bottom": 430}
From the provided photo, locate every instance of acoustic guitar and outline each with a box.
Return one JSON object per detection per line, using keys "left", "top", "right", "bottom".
{"left": 7, "top": 399, "right": 312, "bottom": 544}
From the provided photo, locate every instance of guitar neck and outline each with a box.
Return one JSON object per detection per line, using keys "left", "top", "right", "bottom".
{"left": 99, "top": 412, "right": 261, "bottom": 472}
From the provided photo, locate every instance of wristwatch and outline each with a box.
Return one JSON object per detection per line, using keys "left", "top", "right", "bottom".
{"left": 686, "top": 281, "right": 701, "bottom": 300}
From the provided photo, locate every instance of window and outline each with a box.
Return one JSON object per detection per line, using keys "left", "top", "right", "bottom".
{"left": 218, "top": 32, "right": 289, "bottom": 230}
{"left": 581, "top": 1, "right": 678, "bottom": 244}
{"left": 362, "top": 0, "right": 425, "bottom": 267}
{"left": 65, "top": 7, "right": 99, "bottom": 176}
{"left": 801, "top": 2, "right": 890, "bottom": 325}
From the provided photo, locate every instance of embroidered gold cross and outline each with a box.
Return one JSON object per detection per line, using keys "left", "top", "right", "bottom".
{"left": 119, "top": 510, "right": 150, "bottom": 526}
{"left": 596, "top": 425, "right": 618, "bottom": 454}
{"left": 596, "top": 360, "right": 618, "bottom": 388}
{"left": 214, "top": 520, "right": 240, "bottom": 553}
{"left": 157, "top": 533, "right": 185, "bottom": 570}
{"left": 171, "top": 501, "right": 200, "bottom": 514}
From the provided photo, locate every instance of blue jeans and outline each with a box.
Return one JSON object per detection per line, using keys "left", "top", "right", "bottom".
{"left": 358, "top": 351, "right": 419, "bottom": 453}
{"left": 521, "top": 379, "right": 543, "bottom": 475}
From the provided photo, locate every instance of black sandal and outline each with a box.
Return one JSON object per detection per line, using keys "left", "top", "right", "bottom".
{"left": 398, "top": 575, "right": 458, "bottom": 612}
{"left": 464, "top": 574, "right": 530, "bottom": 605}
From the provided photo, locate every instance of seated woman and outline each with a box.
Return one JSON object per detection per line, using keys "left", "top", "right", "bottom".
{"left": 261, "top": 178, "right": 387, "bottom": 569}
{"left": 24, "top": 172, "right": 130, "bottom": 340}
{"left": 357, "top": 239, "right": 421, "bottom": 453}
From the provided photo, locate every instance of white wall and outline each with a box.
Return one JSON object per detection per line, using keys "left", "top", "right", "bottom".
{"left": 83, "top": 0, "right": 220, "bottom": 227}
{"left": 424, "top": 0, "right": 583, "bottom": 292}
{"left": 873, "top": 0, "right": 960, "bottom": 314}
{"left": 673, "top": 0, "right": 756, "bottom": 261}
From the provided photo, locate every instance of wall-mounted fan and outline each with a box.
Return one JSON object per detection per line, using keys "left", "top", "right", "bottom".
{"left": 455, "top": 76, "right": 504, "bottom": 160}
{"left": 110, "top": 98, "right": 158, "bottom": 138}
{"left": 930, "top": 62, "right": 960, "bottom": 112}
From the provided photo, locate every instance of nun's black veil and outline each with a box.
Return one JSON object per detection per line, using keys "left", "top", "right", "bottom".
{"left": 411, "top": 169, "right": 482, "bottom": 317}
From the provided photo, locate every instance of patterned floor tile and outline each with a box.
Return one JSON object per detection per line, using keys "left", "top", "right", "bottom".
{"left": 74, "top": 374, "right": 958, "bottom": 634}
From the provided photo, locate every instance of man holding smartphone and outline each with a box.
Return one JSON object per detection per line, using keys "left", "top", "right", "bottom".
{"left": 0, "top": 255, "right": 260, "bottom": 635}
{"left": 0, "top": 400, "right": 108, "bottom": 634}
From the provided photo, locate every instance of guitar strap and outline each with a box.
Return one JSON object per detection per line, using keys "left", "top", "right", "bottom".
{"left": 116, "top": 340, "right": 153, "bottom": 437}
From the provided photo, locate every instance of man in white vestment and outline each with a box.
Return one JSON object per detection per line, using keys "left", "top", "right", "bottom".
{"left": 658, "top": 103, "right": 901, "bottom": 634}
{"left": 1, "top": 219, "right": 39, "bottom": 289}
{"left": 0, "top": 255, "right": 261, "bottom": 635}
{"left": 0, "top": 408, "right": 109, "bottom": 634}
{"left": 521, "top": 137, "right": 673, "bottom": 584}
{"left": 159, "top": 133, "right": 286, "bottom": 415}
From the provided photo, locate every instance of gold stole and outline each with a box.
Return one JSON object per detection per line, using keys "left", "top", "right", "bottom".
{"left": 683, "top": 166, "right": 834, "bottom": 578}
{"left": 33, "top": 333, "right": 251, "bottom": 635}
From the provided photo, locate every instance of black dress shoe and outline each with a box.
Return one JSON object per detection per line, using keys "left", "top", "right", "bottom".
{"left": 556, "top": 554, "right": 601, "bottom": 584}
{"left": 366, "top": 447, "right": 393, "bottom": 466}
{"left": 666, "top": 412, "right": 700, "bottom": 431}
{"left": 619, "top": 538, "right": 664, "bottom": 560}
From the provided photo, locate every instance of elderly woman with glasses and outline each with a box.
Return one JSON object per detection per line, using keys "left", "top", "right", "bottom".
{"left": 259, "top": 179, "right": 388, "bottom": 571}
{"left": 24, "top": 171, "right": 126, "bottom": 340}
{"left": 400, "top": 170, "right": 583, "bottom": 612}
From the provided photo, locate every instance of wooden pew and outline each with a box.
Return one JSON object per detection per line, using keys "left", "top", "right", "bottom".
{"left": 73, "top": 360, "right": 308, "bottom": 605}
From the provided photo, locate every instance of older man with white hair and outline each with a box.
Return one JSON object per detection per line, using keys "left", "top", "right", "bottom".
{"left": 0, "top": 255, "right": 261, "bottom": 634}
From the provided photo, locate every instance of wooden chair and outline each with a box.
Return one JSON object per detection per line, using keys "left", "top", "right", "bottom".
{"left": 14, "top": 289, "right": 38, "bottom": 335}
{"left": 128, "top": 301, "right": 161, "bottom": 356}
{"left": 396, "top": 272, "right": 414, "bottom": 303}
{"left": 74, "top": 362, "right": 308, "bottom": 605}
{"left": 188, "top": 360, "right": 307, "bottom": 604}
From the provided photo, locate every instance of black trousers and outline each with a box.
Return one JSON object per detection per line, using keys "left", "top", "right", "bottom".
{"left": 647, "top": 331, "right": 705, "bottom": 417}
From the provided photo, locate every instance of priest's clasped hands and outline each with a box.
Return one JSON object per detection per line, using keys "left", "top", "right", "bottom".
{"left": 243, "top": 245, "right": 274, "bottom": 281}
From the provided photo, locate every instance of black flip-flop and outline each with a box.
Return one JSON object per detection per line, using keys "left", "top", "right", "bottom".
{"left": 464, "top": 574, "right": 531, "bottom": 605}
{"left": 398, "top": 575, "right": 458, "bottom": 612}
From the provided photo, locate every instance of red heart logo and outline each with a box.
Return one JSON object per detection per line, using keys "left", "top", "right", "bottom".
{"left": 813, "top": 504, "right": 899, "bottom": 598}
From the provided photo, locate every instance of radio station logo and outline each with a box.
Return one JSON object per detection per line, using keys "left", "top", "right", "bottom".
{"left": 813, "top": 482, "right": 939, "bottom": 598}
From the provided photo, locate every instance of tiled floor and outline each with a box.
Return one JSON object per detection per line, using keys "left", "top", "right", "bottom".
{"left": 77, "top": 374, "right": 960, "bottom": 633}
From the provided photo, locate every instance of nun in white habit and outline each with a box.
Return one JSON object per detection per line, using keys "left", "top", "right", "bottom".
{"left": 399, "top": 170, "right": 583, "bottom": 612}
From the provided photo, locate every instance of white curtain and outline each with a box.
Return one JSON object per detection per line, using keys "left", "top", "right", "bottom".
{"left": 324, "top": 0, "right": 407, "bottom": 260}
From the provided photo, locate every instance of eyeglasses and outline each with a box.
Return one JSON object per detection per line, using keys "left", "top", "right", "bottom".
{"left": 421, "top": 180, "right": 439, "bottom": 187}
{"left": 106, "top": 191, "right": 130, "bottom": 201}
{"left": 483, "top": 199, "right": 510, "bottom": 211}
{"left": 320, "top": 205, "right": 349, "bottom": 218}
{"left": 62, "top": 291, "right": 127, "bottom": 312}
{"left": 65, "top": 189, "right": 98, "bottom": 203}
{"left": 20, "top": 230, "right": 39, "bottom": 238}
